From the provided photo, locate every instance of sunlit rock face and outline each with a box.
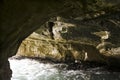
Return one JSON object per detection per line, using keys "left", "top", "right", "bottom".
{"left": 17, "top": 15, "right": 120, "bottom": 64}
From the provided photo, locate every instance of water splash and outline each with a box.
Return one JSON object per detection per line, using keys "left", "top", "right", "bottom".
{"left": 9, "top": 58, "right": 120, "bottom": 80}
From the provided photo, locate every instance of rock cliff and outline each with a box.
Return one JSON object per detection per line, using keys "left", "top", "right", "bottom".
{"left": 17, "top": 15, "right": 120, "bottom": 65}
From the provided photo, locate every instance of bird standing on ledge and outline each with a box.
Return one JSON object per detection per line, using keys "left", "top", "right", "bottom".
{"left": 92, "top": 31, "right": 110, "bottom": 42}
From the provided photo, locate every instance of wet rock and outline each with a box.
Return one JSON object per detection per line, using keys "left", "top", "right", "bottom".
{"left": 0, "top": 60, "right": 12, "bottom": 80}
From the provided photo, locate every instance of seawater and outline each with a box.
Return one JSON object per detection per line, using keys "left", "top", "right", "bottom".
{"left": 9, "top": 58, "right": 120, "bottom": 80}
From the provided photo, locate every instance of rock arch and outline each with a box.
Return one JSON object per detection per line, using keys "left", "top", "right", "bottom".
{"left": 0, "top": 0, "right": 120, "bottom": 80}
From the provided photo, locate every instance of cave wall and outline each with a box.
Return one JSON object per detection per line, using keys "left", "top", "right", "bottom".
{"left": 0, "top": 0, "right": 64, "bottom": 80}
{"left": 0, "top": 0, "right": 120, "bottom": 80}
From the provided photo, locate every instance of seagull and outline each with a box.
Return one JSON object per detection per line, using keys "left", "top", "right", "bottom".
{"left": 92, "top": 31, "right": 110, "bottom": 42}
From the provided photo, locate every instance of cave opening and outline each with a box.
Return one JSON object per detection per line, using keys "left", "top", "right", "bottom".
{"left": 8, "top": 16, "right": 120, "bottom": 80}
{"left": 1, "top": 0, "right": 120, "bottom": 80}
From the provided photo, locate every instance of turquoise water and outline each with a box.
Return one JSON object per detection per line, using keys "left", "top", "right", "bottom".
{"left": 9, "top": 58, "right": 120, "bottom": 80}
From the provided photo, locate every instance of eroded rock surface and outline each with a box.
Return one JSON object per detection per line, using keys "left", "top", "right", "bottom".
{"left": 17, "top": 15, "right": 120, "bottom": 65}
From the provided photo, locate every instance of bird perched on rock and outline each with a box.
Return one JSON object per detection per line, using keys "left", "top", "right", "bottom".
{"left": 92, "top": 31, "right": 110, "bottom": 42}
